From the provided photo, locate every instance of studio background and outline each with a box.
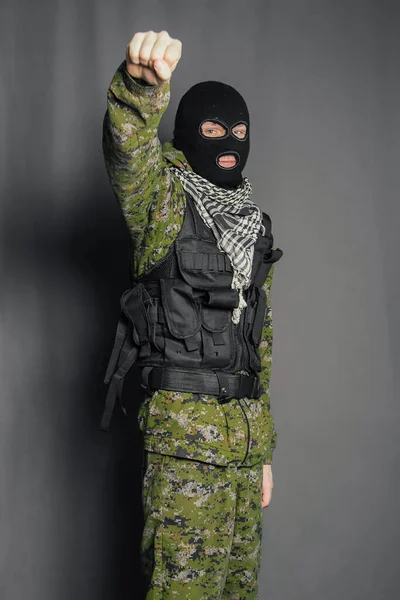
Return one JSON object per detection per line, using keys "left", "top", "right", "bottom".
{"left": 1, "top": 1, "right": 399, "bottom": 599}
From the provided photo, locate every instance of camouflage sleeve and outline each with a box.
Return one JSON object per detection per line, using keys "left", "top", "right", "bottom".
{"left": 102, "top": 60, "right": 186, "bottom": 279}
{"left": 258, "top": 263, "right": 278, "bottom": 465}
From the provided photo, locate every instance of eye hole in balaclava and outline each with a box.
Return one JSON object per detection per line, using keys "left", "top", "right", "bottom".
{"left": 173, "top": 81, "right": 250, "bottom": 189}
{"left": 199, "top": 120, "right": 248, "bottom": 141}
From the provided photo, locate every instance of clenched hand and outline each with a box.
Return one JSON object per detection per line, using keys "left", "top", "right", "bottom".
{"left": 126, "top": 30, "right": 182, "bottom": 86}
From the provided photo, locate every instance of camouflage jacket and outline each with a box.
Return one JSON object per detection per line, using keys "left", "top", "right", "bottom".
{"left": 102, "top": 61, "right": 278, "bottom": 466}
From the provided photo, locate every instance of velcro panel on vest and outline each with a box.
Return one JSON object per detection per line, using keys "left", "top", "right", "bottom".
{"left": 160, "top": 279, "right": 201, "bottom": 339}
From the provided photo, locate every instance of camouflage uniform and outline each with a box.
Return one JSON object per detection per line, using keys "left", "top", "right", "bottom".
{"left": 141, "top": 451, "right": 264, "bottom": 599}
{"left": 103, "top": 61, "right": 279, "bottom": 599}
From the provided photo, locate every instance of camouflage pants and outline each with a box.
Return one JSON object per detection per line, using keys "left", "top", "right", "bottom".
{"left": 140, "top": 450, "right": 264, "bottom": 599}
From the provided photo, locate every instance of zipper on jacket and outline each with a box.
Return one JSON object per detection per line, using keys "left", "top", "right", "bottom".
{"left": 235, "top": 303, "right": 251, "bottom": 373}
{"left": 242, "top": 284, "right": 256, "bottom": 373}
{"left": 238, "top": 398, "right": 251, "bottom": 466}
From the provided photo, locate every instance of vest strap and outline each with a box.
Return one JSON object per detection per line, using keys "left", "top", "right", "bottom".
{"left": 100, "top": 315, "right": 139, "bottom": 432}
{"left": 144, "top": 367, "right": 262, "bottom": 403}
{"left": 104, "top": 317, "right": 128, "bottom": 385}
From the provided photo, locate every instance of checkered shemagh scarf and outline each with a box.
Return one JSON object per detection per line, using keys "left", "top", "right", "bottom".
{"left": 169, "top": 166, "right": 265, "bottom": 324}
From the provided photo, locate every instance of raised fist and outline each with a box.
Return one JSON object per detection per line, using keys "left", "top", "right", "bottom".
{"left": 126, "top": 30, "right": 182, "bottom": 86}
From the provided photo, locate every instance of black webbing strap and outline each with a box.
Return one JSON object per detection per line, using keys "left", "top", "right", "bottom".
{"left": 104, "top": 317, "right": 129, "bottom": 385}
{"left": 100, "top": 315, "right": 139, "bottom": 432}
{"left": 145, "top": 367, "right": 261, "bottom": 403}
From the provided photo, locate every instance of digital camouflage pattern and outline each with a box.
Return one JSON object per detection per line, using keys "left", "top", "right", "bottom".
{"left": 103, "top": 61, "right": 278, "bottom": 465}
{"left": 141, "top": 450, "right": 263, "bottom": 599}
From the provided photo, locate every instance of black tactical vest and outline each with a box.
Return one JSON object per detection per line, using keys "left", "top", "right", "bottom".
{"left": 100, "top": 192, "right": 283, "bottom": 431}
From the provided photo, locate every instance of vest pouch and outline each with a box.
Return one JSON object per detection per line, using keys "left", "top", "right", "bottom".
{"left": 251, "top": 287, "right": 267, "bottom": 346}
{"left": 253, "top": 247, "right": 284, "bottom": 288}
{"left": 200, "top": 304, "right": 234, "bottom": 368}
{"left": 246, "top": 286, "right": 267, "bottom": 372}
{"left": 205, "top": 289, "right": 239, "bottom": 309}
{"left": 147, "top": 297, "right": 165, "bottom": 353}
{"left": 120, "top": 284, "right": 151, "bottom": 358}
{"left": 160, "top": 279, "right": 203, "bottom": 368}
{"left": 176, "top": 237, "right": 233, "bottom": 291}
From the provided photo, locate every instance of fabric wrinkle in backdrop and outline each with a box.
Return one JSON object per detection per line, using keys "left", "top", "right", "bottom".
{"left": 0, "top": 1, "right": 399, "bottom": 599}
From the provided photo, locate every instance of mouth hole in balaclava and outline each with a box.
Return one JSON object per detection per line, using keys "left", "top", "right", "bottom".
{"left": 215, "top": 151, "right": 241, "bottom": 170}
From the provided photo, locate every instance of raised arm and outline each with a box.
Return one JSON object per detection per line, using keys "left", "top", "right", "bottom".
{"left": 102, "top": 31, "right": 186, "bottom": 278}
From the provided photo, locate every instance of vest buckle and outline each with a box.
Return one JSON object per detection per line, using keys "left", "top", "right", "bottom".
{"left": 238, "top": 373, "right": 260, "bottom": 399}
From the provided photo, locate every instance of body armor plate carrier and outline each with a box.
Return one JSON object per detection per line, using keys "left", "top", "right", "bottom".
{"left": 100, "top": 193, "right": 283, "bottom": 431}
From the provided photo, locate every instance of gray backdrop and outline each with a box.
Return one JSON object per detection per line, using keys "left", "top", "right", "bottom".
{"left": 1, "top": 1, "right": 399, "bottom": 598}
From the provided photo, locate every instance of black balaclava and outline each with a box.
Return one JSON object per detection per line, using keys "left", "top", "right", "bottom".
{"left": 173, "top": 81, "right": 250, "bottom": 189}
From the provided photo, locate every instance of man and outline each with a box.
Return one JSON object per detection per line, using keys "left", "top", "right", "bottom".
{"left": 101, "top": 30, "right": 283, "bottom": 599}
